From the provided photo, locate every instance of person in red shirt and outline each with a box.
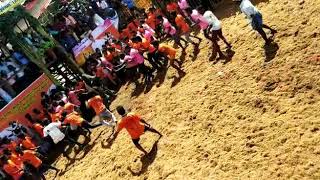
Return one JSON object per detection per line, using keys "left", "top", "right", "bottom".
{"left": 109, "top": 106, "right": 162, "bottom": 155}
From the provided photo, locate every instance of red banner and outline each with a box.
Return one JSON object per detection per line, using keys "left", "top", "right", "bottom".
{"left": 0, "top": 74, "right": 53, "bottom": 130}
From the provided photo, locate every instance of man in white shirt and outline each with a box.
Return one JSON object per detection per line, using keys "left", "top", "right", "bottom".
{"left": 203, "top": 10, "right": 232, "bottom": 49}
{"left": 43, "top": 119, "right": 83, "bottom": 147}
{"left": 235, "top": 0, "right": 277, "bottom": 44}
{"left": 43, "top": 121, "right": 65, "bottom": 144}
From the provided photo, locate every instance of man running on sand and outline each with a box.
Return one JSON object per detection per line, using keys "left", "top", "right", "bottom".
{"left": 234, "top": 0, "right": 277, "bottom": 44}
{"left": 108, "top": 106, "right": 162, "bottom": 155}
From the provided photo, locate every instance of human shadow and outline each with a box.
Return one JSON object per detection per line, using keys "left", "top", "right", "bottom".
{"left": 59, "top": 130, "right": 103, "bottom": 176}
{"left": 263, "top": 41, "right": 279, "bottom": 62}
{"left": 171, "top": 64, "right": 186, "bottom": 88}
{"left": 130, "top": 78, "right": 147, "bottom": 97}
{"left": 101, "top": 128, "right": 116, "bottom": 149}
{"left": 209, "top": 46, "right": 235, "bottom": 64}
{"left": 128, "top": 140, "right": 159, "bottom": 176}
{"left": 155, "top": 65, "right": 169, "bottom": 88}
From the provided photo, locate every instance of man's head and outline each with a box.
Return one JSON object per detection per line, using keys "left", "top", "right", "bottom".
{"left": 43, "top": 118, "right": 50, "bottom": 126}
{"left": 116, "top": 106, "right": 126, "bottom": 116}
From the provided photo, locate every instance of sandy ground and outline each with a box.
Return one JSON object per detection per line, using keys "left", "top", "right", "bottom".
{"left": 47, "top": 0, "right": 320, "bottom": 179}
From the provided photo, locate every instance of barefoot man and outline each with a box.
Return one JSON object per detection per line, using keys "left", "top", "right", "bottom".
{"left": 109, "top": 106, "right": 162, "bottom": 155}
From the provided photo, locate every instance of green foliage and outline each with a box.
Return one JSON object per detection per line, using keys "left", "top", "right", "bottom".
{"left": 37, "top": 40, "right": 55, "bottom": 55}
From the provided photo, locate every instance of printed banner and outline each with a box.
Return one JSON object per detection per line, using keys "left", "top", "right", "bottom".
{"left": 0, "top": 74, "right": 53, "bottom": 130}
{"left": 72, "top": 19, "right": 120, "bottom": 66}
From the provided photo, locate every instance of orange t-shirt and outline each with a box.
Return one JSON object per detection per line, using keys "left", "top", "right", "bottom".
{"left": 3, "top": 160, "right": 24, "bottom": 180}
{"left": 9, "top": 153, "right": 23, "bottom": 168}
{"left": 33, "top": 123, "right": 44, "bottom": 137}
{"left": 64, "top": 102, "right": 75, "bottom": 114}
{"left": 175, "top": 15, "right": 190, "bottom": 33}
{"left": 141, "top": 38, "right": 150, "bottom": 49}
{"left": 159, "top": 44, "right": 177, "bottom": 60}
{"left": 64, "top": 112, "right": 85, "bottom": 126}
{"left": 50, "top": 112, "right": 61, "bottom": 122}
{"left": 7, "top": 141, "right": 18, "bottom": 152}
{"left": 22, "top": 136, "right": 36, "bottom": 149}
{"left": 88, "top": 95, "right": 106, "bottom": 115}
{"left": 146, "top": 13, "right": 156, "bottom": 30}
{"left": 167, "top": 2, "right": 178, "bottom": 12}
{"left": 104, "top": 51, "right": 114, "bottom": 62}
{"left": 132, "top": 42, "right": 141, "bottom": 50}
{"left": 21, "top": 150, "right": 42, "bottom": 169}
{"left": 117, "top": 112, "right": 145, "bottom": 139}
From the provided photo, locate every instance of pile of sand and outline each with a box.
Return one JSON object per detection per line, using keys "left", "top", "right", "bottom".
{"left": 47, "top": 0, "right": 320, "bottom": 179}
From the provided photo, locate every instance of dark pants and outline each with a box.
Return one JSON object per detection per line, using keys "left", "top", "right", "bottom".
{"left": 147, "top": 52, "right": 164, "bottom": 70}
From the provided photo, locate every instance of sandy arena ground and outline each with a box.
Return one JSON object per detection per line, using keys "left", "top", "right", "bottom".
{"left": 47, "top": 0, "right": 320, "bottom": 179}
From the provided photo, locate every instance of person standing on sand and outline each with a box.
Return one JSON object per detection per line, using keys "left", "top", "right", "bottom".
{"left": 108, "top": 106, "right": 162, "bottom": 155}
{"left": 234, "top": 0, "right": 277, "bottom": 44}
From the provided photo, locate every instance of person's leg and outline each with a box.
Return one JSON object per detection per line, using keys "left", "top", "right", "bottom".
{"left": 210, "top": 33, "right": 225, "bottom": 58}
{"left": 144, "top": 125, "right": 162, "bottom": 137}
{"left": 216, "top": 29, "right": 232, "bottom": 48}
{"left": 189, "top": 32, "right": 202, "bottom": 42}
{"left": 262, "top": 24, "right": 277, "bottom": 34}
{"left": 256, "top": 28, "right": 270, "bottom": 43}
{"left": 173, "top": 35, "right": 186, "bottom": 49}
{"left": 132, "top": 138, "right": 148, "bottom": 154}
{"left": 64, "top": 127, "right": 83, "bottom": 146}
{"left": 147, "top": 53, "right": 161, "bottom": 70}
{"left": 40, "top": 163, "right": 59, "bottom": 172}
{"left": 184, "top": 32, "right": 197, "bottom": 45}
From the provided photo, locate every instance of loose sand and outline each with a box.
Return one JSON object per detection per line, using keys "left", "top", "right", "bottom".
{"left": 47, "top": 0, "right": 320, "bottom": 179}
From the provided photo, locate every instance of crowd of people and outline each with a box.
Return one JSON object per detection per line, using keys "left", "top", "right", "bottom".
{"left": 0, "top": 49, "right": 41, "bottom": 109}
{"left": 0, "top": 0, "right": 277, "bottom": 179}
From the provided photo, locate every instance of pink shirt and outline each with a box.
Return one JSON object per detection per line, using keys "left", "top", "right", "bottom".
{"left": 163, "top": 18, "right": 176, "bottom": 35}
{"left": 55, "top": 106, "right": 64, "bottom": 113}
{"left": 178, "top": 0, "right": 189, "bottom": 10}
{"left": 144, "top": 30, "right": 154, "bottom": 42}
{"left": 124, "top": 55, "right": 139, "bottom": 68}
{"left": 130, "top": 49, "right": 144, "bottom": 64}
{"left": 68, "top": 91, "right": 81, "bottom": 106}
{"left": 191, "top": 10, "right": 209, "bottom": 30}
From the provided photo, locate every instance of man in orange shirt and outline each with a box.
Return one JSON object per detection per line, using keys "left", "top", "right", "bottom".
{"left": 152, "top": 41, "right": 185, "bottom": 75}
{"left": 15, "top": 146, "right": 59, "bottom": 178}
{"left": 17, "top": 134, "right": 37, "bottom": 150}
{"left": 61, "top": 111, "right": 103, "bottom": 134}
{"left": 1, "top": 155, "right": 25, "bottom": 180}
{"left": 109, "top": 106, "right": 162, "bottom": 154}
{"left": 173, "top": 11, "right": 202, "bottom": 45}
{"left": 87, "top": 95, "right": 117, "bottom": 127}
